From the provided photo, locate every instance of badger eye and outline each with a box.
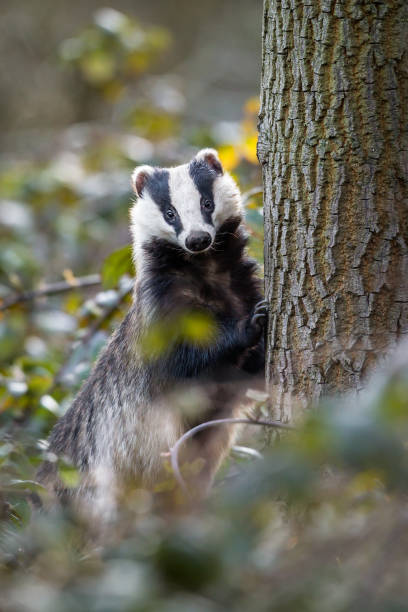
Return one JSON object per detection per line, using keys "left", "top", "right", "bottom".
{"left": 165, "top": 208, "right": 175, "bottom": 220}
{"left": 202, "top": 199, "right": 213, "bottom": 211}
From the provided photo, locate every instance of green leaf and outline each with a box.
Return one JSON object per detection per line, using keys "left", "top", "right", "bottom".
{"left": 59, "top": 465, "right": 80, "bottom": 488}
{"left": 9, "top": 479, "right": 47, "bottom": 493}
{"left": 101, "top": 245, "right": 134, "bottom": 289}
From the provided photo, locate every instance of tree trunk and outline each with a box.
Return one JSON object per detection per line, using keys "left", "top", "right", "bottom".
{"left": 258, "top": 0, "right": 408, "bottom": 421}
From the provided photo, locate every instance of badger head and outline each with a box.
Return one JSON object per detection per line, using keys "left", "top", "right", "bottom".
{"left": 130, "top": 149, "right": 242, "bottom": 255}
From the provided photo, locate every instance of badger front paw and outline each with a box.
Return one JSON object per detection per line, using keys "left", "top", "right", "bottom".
{"left": 242, "top": 300, "right": 268, "bottom": 348}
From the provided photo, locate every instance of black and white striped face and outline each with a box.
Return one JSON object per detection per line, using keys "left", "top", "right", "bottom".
{"left": 130, "top": 149, "right": 242, "bottom": 255}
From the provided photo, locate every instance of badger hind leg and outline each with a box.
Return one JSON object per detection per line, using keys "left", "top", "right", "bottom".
{"left": 186, "top": 421, "right": 240, "bottom": 499}
{"left": 179, "top": 386, "right": 245, "bottom": 500}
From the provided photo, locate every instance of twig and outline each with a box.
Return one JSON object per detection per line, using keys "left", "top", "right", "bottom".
{"left": 231, "top": 445, "right": 263, "bottom": 460}
{"left": 53, "top": 282, "right": 133, "bottom": 386}
{"left": 169, "top": 417, "right": 295, "bottom": 496}
{"left": 241, "top": 186, "right": 263, "bottom": 207}
{"left": 80, "top": 283, "right": 133, "bottom": 345}
{"left": 0, "top": 274, "right": 101, "bottom": 311}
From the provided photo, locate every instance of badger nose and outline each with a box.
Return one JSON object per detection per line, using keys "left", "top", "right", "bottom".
{"left": 185, "top": 231, "right": 212, "bottom": 252}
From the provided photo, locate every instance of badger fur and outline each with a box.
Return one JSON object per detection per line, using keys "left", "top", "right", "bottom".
{"left": 37, "top": 148, "right": 266, "bottom": 515}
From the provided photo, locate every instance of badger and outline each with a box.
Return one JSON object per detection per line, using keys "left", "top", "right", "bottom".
{"left": 37, "top": 148, "right": 266, "bottom": 516}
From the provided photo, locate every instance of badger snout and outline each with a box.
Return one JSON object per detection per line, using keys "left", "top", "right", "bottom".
{"left": 185, "top": 231, "right": 212, "bottom": 253}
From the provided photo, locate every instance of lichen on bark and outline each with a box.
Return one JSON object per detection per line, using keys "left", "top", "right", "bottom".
{"left": 258, "top": 0, "right": 408, "bottom": 420}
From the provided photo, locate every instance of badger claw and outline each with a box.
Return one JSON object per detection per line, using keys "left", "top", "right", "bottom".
{"left": 251, "top": 299, "right": 268, "bottom": 322}
{"left": 251, "top": 312, "right": 266, "bottom": 325}
{"left": 242, "top": 300, "right": 268, "bottom": 348}
{"left": 250, "top": 300, "right": 268, "bottom": 327}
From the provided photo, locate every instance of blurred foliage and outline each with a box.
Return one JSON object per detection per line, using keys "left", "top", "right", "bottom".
{"left": 60, "top": 8, "right": 170, "bottom": 94}
{"left": 141, "top": 310, "right": 217, "bottom": 361}
{"left": 3, "top": 8, "right": 408, "bottom": 612}
{"left": 1, "top": 345, "right": 408, "bottom": 611}
{"left": 101, "top": 245, "right": 134, "bottom": 289}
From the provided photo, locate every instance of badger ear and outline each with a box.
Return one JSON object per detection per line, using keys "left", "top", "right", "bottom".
{"left": 131, "top": 165, "right": 154, "bottom": 197}
{"left": 195, "top": 148, "right": 224, "bottom": 176}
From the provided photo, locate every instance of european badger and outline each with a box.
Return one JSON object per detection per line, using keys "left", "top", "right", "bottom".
{"left": 38, "top": 149, "right": 266, "bottom": 513}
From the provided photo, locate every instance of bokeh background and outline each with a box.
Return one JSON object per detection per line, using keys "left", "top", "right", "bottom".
{"left": 0, "top": 1, "right": 264, "bottom": 380}
{"left": 1, "top": 0, "right": 262, "bottom": 139}
{"left": 2, "top": 4, "right": 408, "bottom": 611}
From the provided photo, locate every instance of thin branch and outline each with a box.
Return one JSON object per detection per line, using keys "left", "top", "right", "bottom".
{"left": 53, "top": 282, "right": 133, "bottom": 386}
{"left": 80, "top": 283, "right": 132, "bottom": 345}
{"left": 241, "top": 186, "right": 263, "bottom": 207}
{"left": 169, "top": 417, "right": 295, "bottom": 496}
{"left": 0, "top": 274, "right": 101, "bottom": 311}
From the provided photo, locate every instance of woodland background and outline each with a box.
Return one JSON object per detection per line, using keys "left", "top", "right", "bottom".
{"left": 1, "top": 2, "right": 408, "bottom": 611}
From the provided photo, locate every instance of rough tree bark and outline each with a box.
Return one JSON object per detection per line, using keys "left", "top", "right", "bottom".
{"left": 258, "top": 0, "right": 408, "bottom": 421}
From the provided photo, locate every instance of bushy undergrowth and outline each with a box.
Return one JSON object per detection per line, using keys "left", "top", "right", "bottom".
{"left": 1, "top": 348, "right": 408, "bottom": 612}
